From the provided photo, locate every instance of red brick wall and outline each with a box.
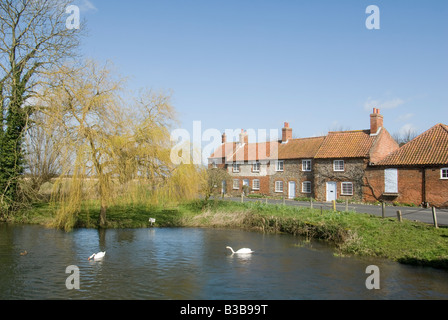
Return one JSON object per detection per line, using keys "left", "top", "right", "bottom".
{"left": 369, "top": 129, "right": 399, "bottom": 164}
{"left": 364, "top": 166, "right": 448, "bottom": 207}
{"left": 228, "top": 176, "right": 270, "bottom": 196}
{"left": 425, "top": 167, "right": 448, "bottom": 207}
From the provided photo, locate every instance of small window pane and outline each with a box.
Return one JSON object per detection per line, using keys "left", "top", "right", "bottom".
{"left": 275, "top": 181, "right": 283, "bottom": 192}
{"left": 334, "top": 160, "right": 344, "bottom": 171}
{"left": 276, "top": 161, "right": 284, "bottom": 171}
{"left": 302, "top": 160, "right": 311, "bottom": 171}
{"left": 302, "top": 181, "right": 311, "bottom": 193}
{"left": 441, "top": 168, "right": 448, "bottom": 179}
{"left": 341, "top": 182, "right": 353, "bottom": 195}
{"left": 253, "top": 179, "right": 260, "bottom": 190}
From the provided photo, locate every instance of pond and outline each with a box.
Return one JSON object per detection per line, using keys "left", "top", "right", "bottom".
{"left": 1, "top": 224, "right": 448, "bottom": 300}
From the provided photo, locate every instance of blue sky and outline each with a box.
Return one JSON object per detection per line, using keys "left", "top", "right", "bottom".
{"left": 74, "top": 0, "right": 447, "bottom": 143}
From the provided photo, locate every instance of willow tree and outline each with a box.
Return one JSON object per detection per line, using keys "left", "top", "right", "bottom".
{"left": 37, "top": 61, "right": 203, "bottom": 230}
{"left": 0, "top": 0, "right": 82, "bottom": 214}
{"left": 37, "top": 60, "right": 124, "bottom": 229}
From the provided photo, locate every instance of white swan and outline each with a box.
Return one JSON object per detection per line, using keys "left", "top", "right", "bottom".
{"left": 88, "top": 251, "right": 106, "bottom": 261}
{"left": 226, "top": 246, "right": 254, "bottom": 254}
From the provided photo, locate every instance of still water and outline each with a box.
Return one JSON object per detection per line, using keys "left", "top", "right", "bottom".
{"left": 1, "top": 223, "right": 448, "bottom": 300}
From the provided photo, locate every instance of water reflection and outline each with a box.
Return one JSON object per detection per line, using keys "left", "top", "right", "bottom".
{"left": 1, "top": 224, "right": 448, "bottom": 300}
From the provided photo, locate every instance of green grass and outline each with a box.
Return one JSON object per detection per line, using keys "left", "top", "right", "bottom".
{"left": 6, "top": 198, "right": 448, "bottom": 269}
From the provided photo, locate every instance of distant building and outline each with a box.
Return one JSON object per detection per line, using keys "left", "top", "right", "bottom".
{"left": 208, "top": 109, "right": 447, "bottom": 207}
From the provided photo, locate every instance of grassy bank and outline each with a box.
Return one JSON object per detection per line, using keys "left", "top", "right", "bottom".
{"left": 6, "top": 199, "right": 448, "bottom": 269}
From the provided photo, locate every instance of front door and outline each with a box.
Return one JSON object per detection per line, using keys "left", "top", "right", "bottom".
{"left": 326, "top": 182, "right": 337, "bottom": 202}
{"left": 288, "top": 181, "right": 296, "bottom": 199}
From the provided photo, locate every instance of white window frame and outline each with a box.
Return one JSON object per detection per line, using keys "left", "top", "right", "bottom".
{"left": 441, "top": 168, "right": 448, "bottom": 179}
{"left": 253, "top": 162, "right": 260, "bottom": 172}
{"left": 253, "top": 179, "right": 260, "bottom": 190}
{"left": 276, "top": 160, "right": 284, "bottom": 172}
{"left": 232, "top": 163, "right": 240, "bottom": 173}
{"left": 275, "top": 181, "right": 284, "bottom": 193}
{"left": 212, "top": 160, "right": 218, "bottom": 169}
{"left": 233, "top": 179, "right": 239, "bottom": 190}
{"left": 302, "top": 159, "right": 312, "bottom": 172}
{"left": 341, "top": 182, "right": 353, "bottom": 195}
{"left": 333, "top": 160, "right": 345, "bottom": 172}
{"left": 302, "top": 181, "right": 311, "bottom": 193}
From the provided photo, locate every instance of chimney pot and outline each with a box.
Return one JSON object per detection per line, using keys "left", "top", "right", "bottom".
{"left": 370, "top": 108, "right": 383, "bottom": 134}
{"left": 282, "top": 122, "right": 292, "bottom": 142}
{"left": 222, "top": 132, "right": 227, "bottom": 144}
{"left": 239, "top": 129, "right": 248, "bottom": 145}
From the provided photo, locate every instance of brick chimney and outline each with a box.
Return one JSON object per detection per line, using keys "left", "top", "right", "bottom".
{"left": 282, "top": 122, "right": 292, "bottom": 142}
{"left": 222, "top": 132, "right": 227, "bottom": 144}
{"left": 370, "top": 108, "right": 383, "bottom": 135}
{"left": 239, "top": 129, "right": 248, "bottom": 145}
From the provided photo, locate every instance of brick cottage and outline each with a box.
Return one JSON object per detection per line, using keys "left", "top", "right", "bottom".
{"left": 364, "top": 123, "right": 448, "bottom": 208}
{"left": 209, "top": 109, "right": 448, "bottom": 207}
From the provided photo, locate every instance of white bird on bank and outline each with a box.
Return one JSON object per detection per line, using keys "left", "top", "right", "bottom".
{"left": 88, "top": 251, "right": 106, "bottom": 261}
{"left": 226, "top": 246, "right": 254, "bottom": 254}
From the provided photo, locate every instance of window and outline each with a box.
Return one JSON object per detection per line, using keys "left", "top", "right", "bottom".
{"left": 333, "top": 160, "right": 344, "bottom": 172}
{"left": 276, "top": 161, "right": 284, "bottom": 172}
{"left": 384, "top": 168, "right": 398, "bottom": 193}
{"left": 232, "top": 163, "right": 240, "bottom": 173}
{"left": 302, "top": 159, "right": 312, "bottom": 172}
{"left": 302, "top": 181, "right": 311, "bottom": 193}
{"left": 253, "top": 162, "right": 260, "bottom": 172}
{"left": 253, "top": 179, "right": 260, "bottom": 190}
{"left": 441, "top": 168, "right": 448, "bottom": 179}
{"left": 341, "top": 182, "right": 353, "bottom": 195}
{"left": 212, "top": 160, "right": 217, "bottom": 169}
{"left": 233, "top": 179, "right": 239, "bottom": 190}
{"left": 275, "top": 181, "right": 283, "bottom": 192}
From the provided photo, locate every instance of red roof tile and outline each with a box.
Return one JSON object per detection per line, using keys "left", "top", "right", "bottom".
{"left": 230, "top": 141, "right": 279, "bottom": 162}
{"left": 315, "top": 130, "right": 377, "bottom": 159}
{"left": 209, "top": 142, "right": 238, "bottom": 159}
{"left": 376, "top": 123, "right": 448, "bottom": 166}
{"left": 278, "top": 136, "right": 325, "bottom": 159}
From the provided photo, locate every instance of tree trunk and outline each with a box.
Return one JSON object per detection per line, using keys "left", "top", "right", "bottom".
{"left": 98, "top": 197, "right": 107, "bottom": 228}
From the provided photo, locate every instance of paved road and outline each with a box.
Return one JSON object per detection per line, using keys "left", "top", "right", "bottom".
{"left": 223, "top": 196, "right": 448, "bottom": 226}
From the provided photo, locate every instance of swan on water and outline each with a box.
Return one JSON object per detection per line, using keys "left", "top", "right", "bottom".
{"left": 226, "top": 246, "right": 254, "bottom": 254}
{"left": 88, "top": 251, "right": 106, "bottom": 261}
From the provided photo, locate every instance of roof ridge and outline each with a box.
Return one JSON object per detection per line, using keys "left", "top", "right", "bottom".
{"left": 327, "top": 129, "right": 370, "bottom": 134}
{"left": 288, "top": 135, "right": 326, "bottom": 140}
{"left": 437, "top": 123, "right": 448, "bottom": 134}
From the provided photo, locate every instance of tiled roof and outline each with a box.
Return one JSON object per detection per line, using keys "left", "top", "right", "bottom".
{"left": 375, "top": 123, "right": 448, "bottom": 166}
{"left": 315, "top": 130, "right": 377, "bottom": 159}
{"left": 278, "top": 136, "right": 325, "bottom": 159}
{"left": 209, "top": 142, "right": 238, "bottom": 159}
{"left": 230, "top": 141, "right": 280, "bottom": 162}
